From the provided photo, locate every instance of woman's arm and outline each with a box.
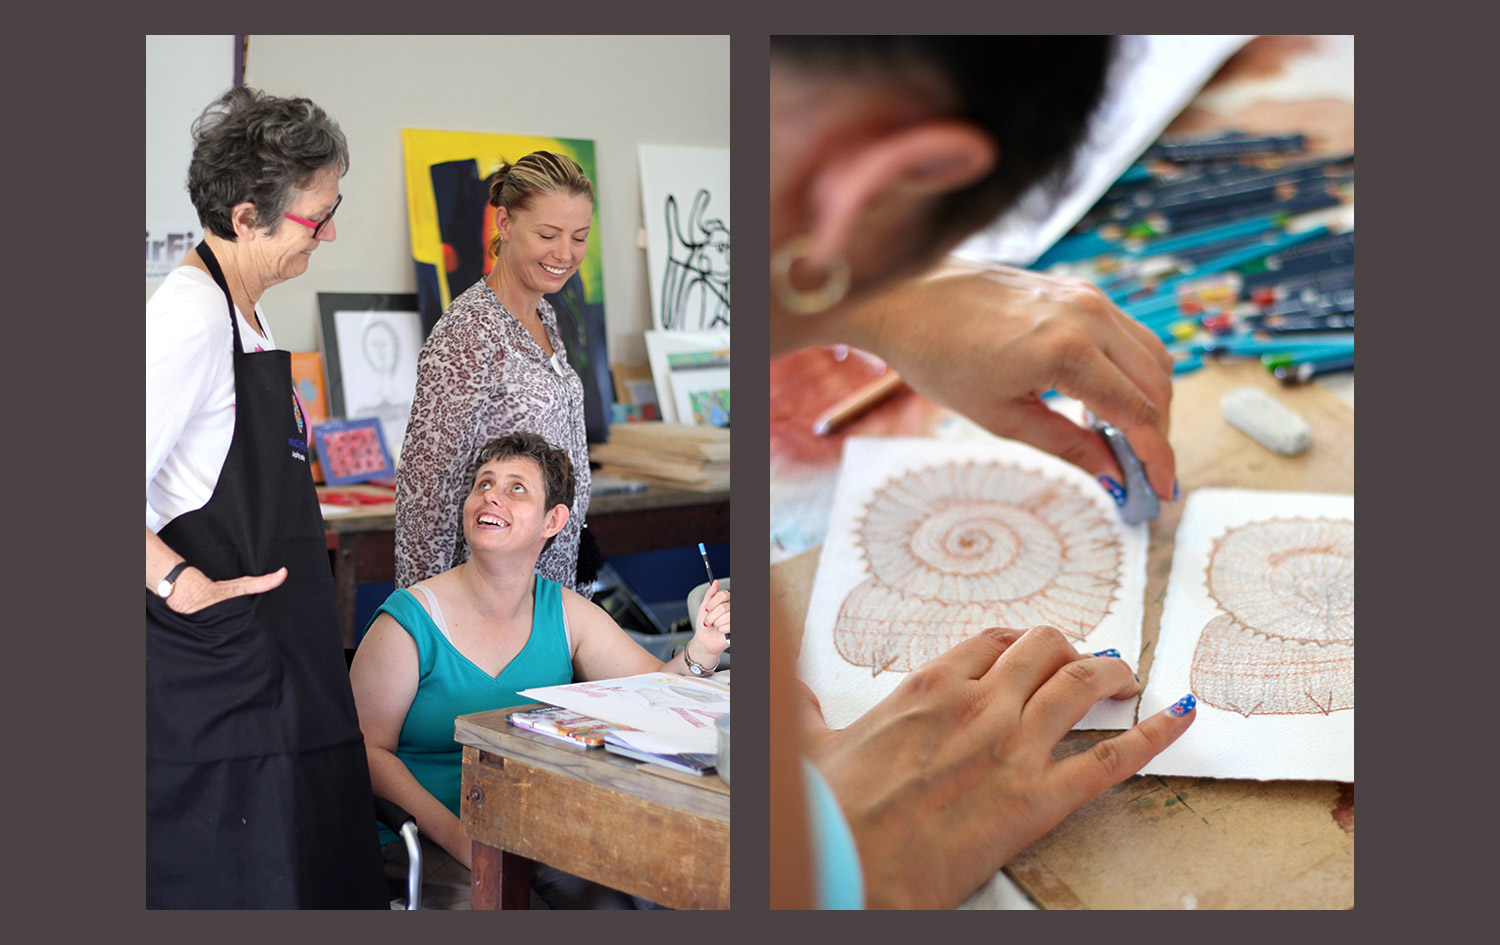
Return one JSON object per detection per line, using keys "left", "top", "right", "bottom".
{"left": 146, "top": 526, "right": 286, "bottom": 613}
{"left": 349, "top": 612, "right": 473, "bottom": 869}
{"left": 395, "top": 319, "right": 492, "bottom": 588}
{"left": 566, "top": 583, "right": 730, "bottom": 681}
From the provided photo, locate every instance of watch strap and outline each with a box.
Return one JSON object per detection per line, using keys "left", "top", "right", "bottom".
{"left": 158, "top": 561, "right": 191, "bottom": 598}
{"left": 682, "top": 641, "right": 717, "bottom": 677}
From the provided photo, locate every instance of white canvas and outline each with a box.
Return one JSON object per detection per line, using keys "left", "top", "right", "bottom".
{"left": 1139, "top": 488, "right": 1353, "bottom": 781}
{"left": 800, "top": 437, "right": 1149, "bottom": 731}
{"left": 639, "top": 144, "right": 731, "bottom": 331}
{"left": 330, "top": 307, "right": 422, "bottom": 463}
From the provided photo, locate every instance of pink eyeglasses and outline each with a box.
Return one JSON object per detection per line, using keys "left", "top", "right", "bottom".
{"left": 284, "top": 193, "right": 341, "bottom": 238}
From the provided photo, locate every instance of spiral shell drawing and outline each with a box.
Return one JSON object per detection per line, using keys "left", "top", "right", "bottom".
{"left": 834, "top": 461, "right": 1122, "bottom": 675}
{"left": 1190, "top": 517, "right": 1354, "bottom": 716}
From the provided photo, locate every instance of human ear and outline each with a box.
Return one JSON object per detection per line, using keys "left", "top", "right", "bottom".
{"left": 230, "top": 201, "right": 259, "bottom": 239}
{"left": 543, "top": 503, "right": 569, "bottom": 539}
{"left": 800, "top": 120, "right": 996, "bottom": 274}
{"left": 494, "top": 205, "right": 512, "bottom": 244}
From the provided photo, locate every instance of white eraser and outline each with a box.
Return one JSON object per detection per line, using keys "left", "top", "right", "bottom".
{"left": 1220, "top": 387, "right": 1311, "bottom": 455}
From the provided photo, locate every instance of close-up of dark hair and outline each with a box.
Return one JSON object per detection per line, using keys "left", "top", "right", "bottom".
{"left": 771, "top": 35, "right": 1114, "bottom": 250}
{"left": 187, "top": 86, "right": 350, "bottom": 239}
{"left": 473, "top": 431, "right": 575, "bottom": 550}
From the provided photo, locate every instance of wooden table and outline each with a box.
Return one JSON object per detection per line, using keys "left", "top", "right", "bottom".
{"left": 453, "top": 704, "right": 731, "bottom": 909}
{"left": 771, "top": 359, "right": 1354, "bottom": 908}
{"left": 322, "top": 484, "right": 730, "bottom": 648}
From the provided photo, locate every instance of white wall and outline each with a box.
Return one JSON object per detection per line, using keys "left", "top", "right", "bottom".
{"left": 148, "top": 34, "right": 731, "bottom": 363}
{"left": 145, "top": 35, "right": 237, "bottom": 270}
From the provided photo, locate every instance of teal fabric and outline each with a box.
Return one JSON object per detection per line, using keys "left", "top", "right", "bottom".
{"left": 366, "top": 577, "right": 574, "bottom": 845}
{"left": 803, "top": 761, "right": 864, "bottom": 909}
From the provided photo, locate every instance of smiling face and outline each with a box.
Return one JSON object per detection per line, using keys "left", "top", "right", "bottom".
{"left": 494, "top": 192, "right": 594, "bottom": 297}
{"left": 462, "top": 454, "right": 568, "bottom": 556}
{"left": 250, "top": 164, "right": 341, "bottom": 287}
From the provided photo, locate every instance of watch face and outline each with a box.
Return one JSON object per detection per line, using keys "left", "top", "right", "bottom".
{"left": 156, "top": 579, "right": 173, "bottom": 598}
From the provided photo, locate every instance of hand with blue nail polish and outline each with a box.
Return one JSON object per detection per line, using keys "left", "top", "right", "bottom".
{"left": 811, "top": 264, "right": 1179, "bottom": 501}
{"left": 799, "top": 625, "right": 1196, "bottom": 909}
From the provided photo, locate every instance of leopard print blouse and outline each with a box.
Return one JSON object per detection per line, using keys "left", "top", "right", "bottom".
{"left": 395, "top": 280, "right": 591, "bottom": 596}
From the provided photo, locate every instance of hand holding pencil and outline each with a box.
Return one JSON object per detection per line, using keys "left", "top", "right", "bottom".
{"left": 836, "top": 263, "right": 1178, "bottom": 501}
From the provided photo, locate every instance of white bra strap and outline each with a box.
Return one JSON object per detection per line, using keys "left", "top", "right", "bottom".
{"left": 409, "top": 584, "right": 452, "bottom": 644}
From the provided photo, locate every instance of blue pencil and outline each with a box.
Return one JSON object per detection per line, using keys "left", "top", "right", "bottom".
{"left": 697, "top": 542, "right": 715, "bottom": 586}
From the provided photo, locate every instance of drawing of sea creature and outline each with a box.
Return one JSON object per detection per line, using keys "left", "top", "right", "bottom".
{"left": 833, "top": 461, "right": 1122, "bottom": 675}
{"left": 1190, "top": 517, "right": 1354, "bottom": 716}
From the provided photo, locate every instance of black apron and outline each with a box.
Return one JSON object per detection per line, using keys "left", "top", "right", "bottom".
{"left": 146, "top": 243, "right": 386, "bottom": 909}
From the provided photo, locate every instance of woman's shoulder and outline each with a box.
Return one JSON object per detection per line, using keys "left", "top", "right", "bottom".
{"left": 440, "top": 281, "right": 504, "bottom": 324}
{"left": 147, "top": 267, "right": 231, "bottom": 348}
{"left": 557, "top": 581, "right": 609, "bottom": 624}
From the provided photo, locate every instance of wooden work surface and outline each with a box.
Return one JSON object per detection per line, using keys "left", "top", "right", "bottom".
{"left": 454, "top": 704, "right": 730, "bottom": 910}
{"left": 770, "top": 359, "right": 1354, "bottom": 909}
{"left": 319, "top": 482, "right": 730, "bottom": 648}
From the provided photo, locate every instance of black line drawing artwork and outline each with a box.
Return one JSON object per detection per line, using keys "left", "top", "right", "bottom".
{"left": 1190, "top": 517, "right": 1354, "bottom": 716}
{"left": 661, "top": 189, "right": 730, "bottom": 330}
{"left": 834, "top": 461, "right": 1123, "bottom": 675}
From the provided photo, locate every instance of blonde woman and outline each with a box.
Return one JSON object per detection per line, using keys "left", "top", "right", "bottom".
{"left": 398, "top": 151, "right": 598, "bottom": 596}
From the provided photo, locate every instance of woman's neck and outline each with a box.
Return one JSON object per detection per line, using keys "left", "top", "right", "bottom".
{"left": 455, "top": 553, "right": 538, "bottom": 622}
{"left": 195, "top": 234, "right": 269, "bottom": 336}
{"left": 484, "top": 261, "right": 542, "bottom": 321}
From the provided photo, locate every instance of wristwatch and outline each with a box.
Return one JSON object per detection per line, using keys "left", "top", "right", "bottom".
{"left": 682, "top": 641, "right": 717, "bottom": 677}
{"left": 155, "top": 561, "right": 191, "bottom": 599}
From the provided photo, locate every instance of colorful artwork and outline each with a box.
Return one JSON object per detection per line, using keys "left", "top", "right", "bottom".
{"left": 639, "top": 145, "right": 731, "bottom": 330}
{"left": 289, "top": 351, "right": 329, "bottom": 425}
{"left": 313, "top": 418, "right": 395, "bottom": 486}
{"left": 667, "top": 349, "right": 730, "bottom": 428}
{"left": 402, "top": 129, "right": 612, "bottom": 444}
{"left": 688, "top": 390, "right": 730, "bottom": 428}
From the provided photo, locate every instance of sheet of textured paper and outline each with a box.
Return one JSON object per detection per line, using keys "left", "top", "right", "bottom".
{"left": 1139, "top": 488, "right": 1353, "bottom": 781}
{"left": 799, "top": 436, "right": 1148, "bottom": 731}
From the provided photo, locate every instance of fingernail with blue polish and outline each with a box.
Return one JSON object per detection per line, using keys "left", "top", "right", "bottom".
{"left": 1167, "top": 694, "right": 1197, "bottom": 717}
{"left": 1098, "top": 476, "right": 1126, "bottom": 507}
{"left": 1173, "top": 479, "right": 1180, "bottom": 502}
{"left": 1091, "top": 648, "right": 1121, "bottom": 658}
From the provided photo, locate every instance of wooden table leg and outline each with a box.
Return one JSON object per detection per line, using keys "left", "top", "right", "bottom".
{"left": 331, "top": 533, "right": 356, "bottom": 649}
{"left": 470, "top": 841, "right": 534, "bottom": 910}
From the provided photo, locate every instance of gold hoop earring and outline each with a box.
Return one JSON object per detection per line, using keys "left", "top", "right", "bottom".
{"left": 771, "top": 235, "right": 850, "bottom": 315}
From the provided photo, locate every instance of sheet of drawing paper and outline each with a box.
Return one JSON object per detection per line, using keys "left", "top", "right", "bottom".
{"left": 519, "top": 672, "right": 728, "bottom": 752}
{"left": 1139, "top": 488, "right": 1353, "bottom": 781}
{"left": 799, "top": 436, "right": 1149, "bottom": 731}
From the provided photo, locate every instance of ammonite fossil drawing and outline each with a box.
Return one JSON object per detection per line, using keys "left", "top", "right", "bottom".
{"left": 1191, "top": 517, "right": 1354, "bottom": 716}
{"left": 834, "top": 461, "right": 1122, "bottom": 675}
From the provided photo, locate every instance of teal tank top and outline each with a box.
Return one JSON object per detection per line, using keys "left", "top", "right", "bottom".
{"left": 366, "top": 575, "right": 574, "bottom": 845}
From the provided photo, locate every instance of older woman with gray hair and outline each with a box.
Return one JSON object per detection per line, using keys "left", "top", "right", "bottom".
{"left": 145, "top": 86, "right": 386, "bottom": 908}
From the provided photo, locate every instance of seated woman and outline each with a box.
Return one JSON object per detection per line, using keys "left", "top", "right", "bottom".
{"left": 350, "top": 431, "right": 730, "bottom": 908}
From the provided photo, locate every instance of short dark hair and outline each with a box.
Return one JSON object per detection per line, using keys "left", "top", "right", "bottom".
{"left": 771, "top": 36, "right": 1114, "bottom": 250}
{"left": 186, "top": 86, "right": 350, "bottom": 239}
{"left": 473, "top": 432, "right": 575, "bottom": 551}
